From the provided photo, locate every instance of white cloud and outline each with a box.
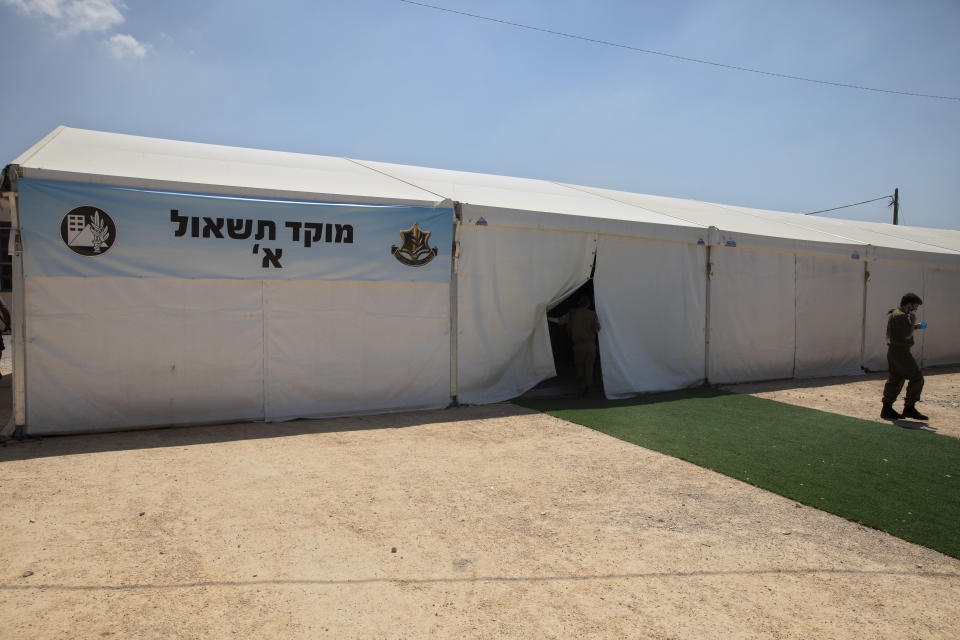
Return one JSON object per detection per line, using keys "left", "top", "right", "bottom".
{"left": 6, "top": 0, "right": 148, "bottom": 60}
{"left": 105, "top": 33, "right": 148, "bottom": 60}
{"left": 3, "top": 0, "right": 63, "bottom": 19}
{"left": 3, "top": 0, "right": 125, "bottom": 33}
{"left": 65, "top": 0, "right": 124, "bottom": 32}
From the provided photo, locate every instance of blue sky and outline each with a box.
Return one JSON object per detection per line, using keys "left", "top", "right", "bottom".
{"left": 2, "top": 0, "right": 958, "bottom": 229}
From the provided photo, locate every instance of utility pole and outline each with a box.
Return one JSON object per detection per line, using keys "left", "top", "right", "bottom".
{"left": 892, "top": 188, "right": 899, "bottom": 225}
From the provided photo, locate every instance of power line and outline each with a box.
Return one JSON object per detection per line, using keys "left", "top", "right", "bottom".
{"left": 397, "top": 0, "right": 960, "bottom": 102}
{"left": 804, "top": 195, "right": 892, "bottom": 215}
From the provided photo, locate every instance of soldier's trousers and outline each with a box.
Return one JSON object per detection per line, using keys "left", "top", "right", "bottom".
{"left": 573, "top": 342, "right": 597, "bottom": 391}
{"left": 882, "top": 346, "right": 924, "bottom": 406}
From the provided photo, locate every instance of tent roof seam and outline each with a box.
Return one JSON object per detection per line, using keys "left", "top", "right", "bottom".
{"left": 551, "top": 180, "right": 710, "bottom": 232}
{"left": 344, "top": 157, "right": 448, "bottom": 203}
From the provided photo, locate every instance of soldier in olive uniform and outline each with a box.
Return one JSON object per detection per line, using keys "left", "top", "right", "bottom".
{"left": 550, "top": 296, "right": 601, "bottom": 395}
{"left": 881, "top": 292, "right": 927, "bottom": 421}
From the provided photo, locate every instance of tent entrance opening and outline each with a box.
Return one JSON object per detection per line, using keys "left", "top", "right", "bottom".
{"left": 527, "top": 280, "right": 602, "bottom": 398}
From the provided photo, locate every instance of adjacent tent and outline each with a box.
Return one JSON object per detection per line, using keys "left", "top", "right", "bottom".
{"left": 3, "top": 127, "right": 959, "bottom": 435}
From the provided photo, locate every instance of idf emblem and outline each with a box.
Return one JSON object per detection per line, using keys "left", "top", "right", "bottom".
{"left": 60, "top": 206, "right": 117, "bottom": 256}
{"left": 391, "top": 222, "right": 438, "bottom": 267}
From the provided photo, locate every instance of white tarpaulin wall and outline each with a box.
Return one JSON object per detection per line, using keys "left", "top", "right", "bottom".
{"left": 864, "top": 261, "right": 960, "bottom": 370}
{"left": 263, "top": 281, "right": 450, "bottom": 421}
{"left": 15, "top": 177, "right": 455, "bottom": 434}
{"left": 709, "top": 248, "right": 867, "bottom": 384}
{"left": 863, "top": 261, "right": 924, "bottom": 372}
{"left": 25, "top": 278, "right": 266, "bottom": 433}
{"left": 25, "top": 279, "right": 451, "bottom": 434}
{"left": 456, "top": 222, "right": 595, "bottom": 404}
{"left": 709, "top": 247, "right": 797, "bottom": 384}
{"left": 594, "top": 235, "right": 707, "bottom": 397}
{"left": 921, "top": 266, "right": 960, "bottom": 367}
{"left": 794, "top": 254, "right": 864, "bottom": 378}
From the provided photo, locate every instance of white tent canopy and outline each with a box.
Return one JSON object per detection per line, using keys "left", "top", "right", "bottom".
{"left": 4, "top": 127, "right": 958, "bottom": 435}
{"left": 13, "top": 126, "right": 443, "bottom": 206}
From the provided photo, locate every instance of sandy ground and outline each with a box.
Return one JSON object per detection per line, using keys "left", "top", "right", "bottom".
{"left": 722, "top": 364, "right": 960, "bottom": 439}
{"left": 2, "top": 365, "right": 960, "bottom": 638}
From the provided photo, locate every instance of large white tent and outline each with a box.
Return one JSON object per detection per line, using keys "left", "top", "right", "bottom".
{"left": 3, "top": 127, "right": 959, "bottom": 435}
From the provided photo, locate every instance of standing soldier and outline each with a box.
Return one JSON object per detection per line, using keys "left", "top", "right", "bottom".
{"left": 550, "top": 296, "right": 601, "bottom": 395}
{"left": 881, "top": 292, "right": 928, "bottom": 420}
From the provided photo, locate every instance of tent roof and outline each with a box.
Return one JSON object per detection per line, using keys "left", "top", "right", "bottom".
{"left": 562, "top": 184, "right": 863, "bottom": 252}
{"left": 565, "top": 184, "right": 959, "bottom": 260}
{"left": 832, "top": 218, "right": 960, "bottom": 254}
{"left": 11, "top": 126, "right": 443, "bottom": 207}
{"left": 717, "top": 203, "right": 958, "bottom": 255}
{"left": 7, "top": 126, "right": 959, "bottom": 260}
{"left": 356, "top": 159, "right": 705, "bottom": 243}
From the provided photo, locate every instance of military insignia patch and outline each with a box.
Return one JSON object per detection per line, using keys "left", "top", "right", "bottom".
{"left": 60, "top": 206, "right": 117, "bottom": 256}
{"left": 391, "top": 222, "right": 438, "bottom": 267}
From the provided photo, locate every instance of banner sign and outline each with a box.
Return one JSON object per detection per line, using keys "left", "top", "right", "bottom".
{"left": 18, "top": 179, "right": 453, "bottom": 282}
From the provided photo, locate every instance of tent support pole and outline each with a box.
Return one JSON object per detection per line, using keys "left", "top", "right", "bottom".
{"left": 703, "top": 244, "right": 713, "bottom": 384}
{"left": 860, "top": 261, "right": 869, "bottom": 371}
{"left": 448, "top": 202, "right": 463, "bottom": 407}
{"left": 792, "top": 254, "right": 799, "bottom": 377}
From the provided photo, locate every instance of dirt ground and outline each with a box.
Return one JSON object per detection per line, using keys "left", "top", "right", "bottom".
{"left": 2, "top": 367, "right": 960, "bottom": 639}
{"left": 722, "top": 364, "right": 960, "bottom": 439}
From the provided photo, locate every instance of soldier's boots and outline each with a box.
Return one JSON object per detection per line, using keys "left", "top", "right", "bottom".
{"left": 880, "top": 404, "right": 902, "bottom": 420}
{"left": 901, "top": 405, "right": 929, "bottom": 421}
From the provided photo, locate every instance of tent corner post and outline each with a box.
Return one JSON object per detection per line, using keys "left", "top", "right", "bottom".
{"left": 859, "top": 260, "right": 869, "bottom": 370}
{"left": 449, "top": 202, "right": 463, "bottom": 405}
{"left": 703, "top": 244, "right": 713, "bottom": 382}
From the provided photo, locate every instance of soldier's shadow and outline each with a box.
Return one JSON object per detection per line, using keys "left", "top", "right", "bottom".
{"left": 893, "top": 419, "right": 936, "bottom": 432}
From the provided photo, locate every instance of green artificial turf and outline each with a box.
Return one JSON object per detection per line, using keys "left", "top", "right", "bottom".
{"left": 515, "top": 388, "right": 960, "bottom": 559}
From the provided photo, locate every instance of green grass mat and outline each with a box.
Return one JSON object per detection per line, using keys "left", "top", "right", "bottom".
{"left": 515, "top": 388, "right": 960, "bottom": 559}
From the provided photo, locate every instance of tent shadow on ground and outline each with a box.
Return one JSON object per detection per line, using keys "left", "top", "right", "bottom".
{"left": 0, "top": 384, "right": 729, "bottom": 462}
{"left": 514, "top": 386, "right": 733, "bottom": 412}
{"left": 0, "top": 401, "right": 547, "bottom": 462}
{"left": 5, "top": 365, "right": 956, "bottom": 462}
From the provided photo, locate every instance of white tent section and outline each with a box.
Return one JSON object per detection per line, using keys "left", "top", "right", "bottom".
{"left": 723, "top": 208, "right": 960, "bottom": 371}
{"left": 563, "top": 184, "right": 872, "bottom": 383}
{"left": 921, "top": 266, "right": 960, "bottom": 366}
{"left": 4, "top": 126, "right": 960, "bottom": 435}
{"left": 794, "top": 254, "right": 865, "bottom": 378}
{"left": 353, "top": 159, "right": 709, "bottom": 403}
{"left": 565, "top": 184, "right": 960, "bottom": 378}
{"left": 456, "top": 225, "right": 595, "bottom": 403}
{"left": 9, "top": 128, "right": 456, "bottom": 434}
{"left": 262, "top": 280, "right": 452, "bottom": 421}
{"left": 25, "top": 278, "right": 265, "bottom": 431}
{"left": 708, "top": 247, "right": 798, "bottom": 384}
{"left": 593, "top": 235, "right": 707, "bottom": 397}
